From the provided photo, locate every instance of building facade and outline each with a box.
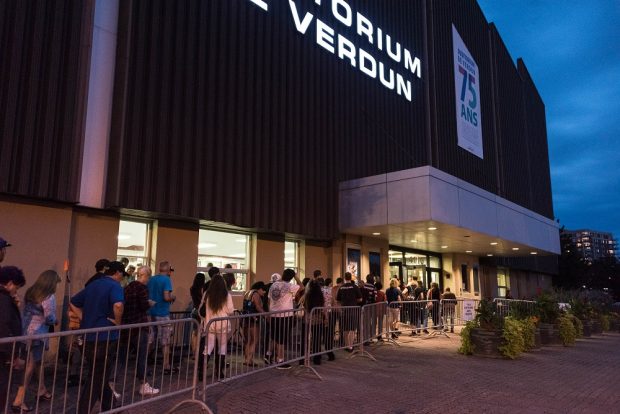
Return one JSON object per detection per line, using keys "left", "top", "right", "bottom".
{"left": 561, "top": 229, "right": 617, "bottom": 263}
{"left": 0, "top": 0, "right": 559, "bottom": 310}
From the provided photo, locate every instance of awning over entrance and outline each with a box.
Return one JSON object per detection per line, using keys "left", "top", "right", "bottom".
{"left": 339, "top": 166, "right": 560, "bottom": 257}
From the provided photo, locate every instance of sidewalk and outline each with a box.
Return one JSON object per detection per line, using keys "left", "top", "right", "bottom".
{"left": 138, "top": 332, "right": 620, "bottom": 414}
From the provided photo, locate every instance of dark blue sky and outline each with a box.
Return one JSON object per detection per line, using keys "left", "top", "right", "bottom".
{"left": 477, "top": 0, "right": 620, "bottom": 240}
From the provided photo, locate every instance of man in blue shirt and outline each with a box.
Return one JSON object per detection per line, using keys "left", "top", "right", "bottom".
{"left": 148, "top": 261, "right": 177, "bottom": 374}
{"left": 71, "top": 261, "right": 125, "bottom": 413}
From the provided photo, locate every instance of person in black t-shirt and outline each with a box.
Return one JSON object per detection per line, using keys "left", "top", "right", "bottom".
{"left": 336, "top": 272, "right": 362, "bottom": 351}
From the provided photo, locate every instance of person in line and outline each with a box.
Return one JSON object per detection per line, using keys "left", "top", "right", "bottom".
{"left": 268, "top": 268, "right": 302, "bottom": 370}
{"left": 303, "top": 280, "right": 325, "bottom": 365}
{"left": 242, "top": 281, "right": 266, "bottom": 367}
{"left": 148, "top": 261, "right": 177, "bottom": 375}
{"left": 0, "top": 266, "right": 26, "bottom": 412}
{"left": 120, "top": 265, "right": 159, "bottom": 396}
{"left": 331, "top": 277, "right": 344, "bottom": 346}
{"left": 70, "top": 261, "right": 125, "bottom": 414}
{"left": 427, "top": 282, "right": 441, "bottom": 330}
{"left": 360, "top": 274, "right": 377, "bottom": 345}
{"left": 261, "top": 274, "right": 279, "bottom": 365}
{"left": 85, "top": 258, "right": 109, "bottom": 287}
{"left": 386, "top": 278, "right": 404, "bottom": 339}
{"left": 374, "top": 281, "right": 387, "bottom": 341}
{"left": 321, "top": 278, "right": 335, "bottom": 360}
{"left": 441, "top": 287, "right": 457, "bottom": 333}
{"left": 190, "top": 273, "right": 206, "bottom": 355}
{"left": 336, "top": 272, "right": 362, "bottom": 352}
{"left": 413, "top": 283, "right": 428, "bottom": 334}
{"left": 12, "top": 270, "right": 61, "bottom": 411}
{"left": 312, "top": 269, "right": 322, "bottom": 280}
{"left": 202, "top": 272, "right": 234, "bottom": 379}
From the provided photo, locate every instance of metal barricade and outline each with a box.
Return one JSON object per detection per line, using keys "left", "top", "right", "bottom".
{"left": 0, "top": 318, "right": 207, "bottom": 414}
{"left": 493, "top": 298, "right": 537, "bottom": 319}
{"left": 199, "top": 308, "right": 306, "bottom": 389}
{"left": 359, "top": 302, "right": 390, "bottom": 344}
{"left": 387, "top": 300, "right": 440, "bottom": 338}
{"left": 450, "top": 298, "right": 482, "bottom": 328}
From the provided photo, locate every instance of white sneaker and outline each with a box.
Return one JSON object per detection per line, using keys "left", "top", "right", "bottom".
{"left": 139, "top": 382, "right": 160, "bottom": 396}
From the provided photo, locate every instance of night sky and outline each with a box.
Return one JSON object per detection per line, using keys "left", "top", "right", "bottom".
{"left": 477, "top": 0, "right": 620, "bottom": 242}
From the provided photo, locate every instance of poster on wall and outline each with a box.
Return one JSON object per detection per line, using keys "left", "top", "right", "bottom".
{"left": 452, "top": 24, "right": 483, "bottom": 159}
{"left": 463, "top": 300, "right": 476, "bottom": 321}
{"left": 347, "top": 248, "right": 361, "bottom": 280}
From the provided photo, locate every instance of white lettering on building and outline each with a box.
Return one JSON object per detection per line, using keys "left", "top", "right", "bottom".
{"left": 248, "top": 0, "right": 422, "bottom": 102}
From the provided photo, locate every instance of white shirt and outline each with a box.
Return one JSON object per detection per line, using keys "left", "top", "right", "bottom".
{"left": 204, "top": 293, "right": 234, "bottom": 333}
{"left": 268, "top": 281, "right": 300, "bottom": 316}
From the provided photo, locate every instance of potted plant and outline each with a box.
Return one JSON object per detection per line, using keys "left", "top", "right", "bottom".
{"left": 468, "top": 299, "right": 505, "bottom": 358}
{"left": 536, "top": 293, "right": 562, "bottom": 345}
{"left": 569, "top": 297, "right": 592, "bottom": 337}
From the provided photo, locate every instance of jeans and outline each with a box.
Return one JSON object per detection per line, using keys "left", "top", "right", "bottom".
{"left": 119, "top": 327, "right": 150, "bottom": 381}
{"left": 78, "top": 339, "right": 117, "bottom": 414}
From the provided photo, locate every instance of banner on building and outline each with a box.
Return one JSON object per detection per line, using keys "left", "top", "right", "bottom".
{"left": 452, "top": 25, "right": 483, "bottom": 159}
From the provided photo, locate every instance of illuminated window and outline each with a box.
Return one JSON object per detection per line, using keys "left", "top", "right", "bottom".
{"left": 197, "top": 229, "right": 250, "bottom": 292}
{"left": 497, "top": 267, "right": 510, "bottom": 297}
{"left": 285, "top": 240, "right": 299, "bottom": 272}
{"left": 117, "top": 219, "right": 151, "bottom": 267}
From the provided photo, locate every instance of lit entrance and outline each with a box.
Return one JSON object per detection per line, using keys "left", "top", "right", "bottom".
{"left": 388, "top": 248, "right": 442, "bottom": 290}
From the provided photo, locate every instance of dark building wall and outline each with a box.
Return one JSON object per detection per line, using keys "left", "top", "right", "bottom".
{"left": 427, "top": 0, "right": 499, "bottom": 194}
{"left": 107, "top": 0, "right": 428, "bottom": 239}
{"left": 490, "top": 25, "right": 531, "bottom": 209}
{"left": 0, "top": 0, "right": 94, "bottom": 202}
{"left": 519, "top": 59, "right": 554, "bottom": 218}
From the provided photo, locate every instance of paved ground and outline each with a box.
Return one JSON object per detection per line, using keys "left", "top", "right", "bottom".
{"left": 132, "top": 331, "right": 620, "bottom": 414}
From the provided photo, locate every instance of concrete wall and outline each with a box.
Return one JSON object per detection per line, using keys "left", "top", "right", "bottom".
{"left": 151, "top": 223, "right": 198, "bottom": 312}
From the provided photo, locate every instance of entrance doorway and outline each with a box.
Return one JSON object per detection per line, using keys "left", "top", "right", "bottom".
{"left": 389, "top": 247, "right": 443, "bottom": 291}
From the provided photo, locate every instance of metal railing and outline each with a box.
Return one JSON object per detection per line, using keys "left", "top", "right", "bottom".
{"left": 493, "top": 298, "right": 537, "bottom": 319}
{"left": 0, "top": 318, "right": 208, "bottom": 413}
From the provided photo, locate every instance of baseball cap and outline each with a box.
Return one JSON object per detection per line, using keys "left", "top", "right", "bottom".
{"left": 108, "top": 261, "right": 129, "bottom": 277}
{"left": 0, "top": 237, "right": 11, "bottom": 248}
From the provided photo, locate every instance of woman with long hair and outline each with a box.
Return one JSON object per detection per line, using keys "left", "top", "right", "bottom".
{"left": 202, "top": 271, "right": 234, "bottom": 379}
{"left": 12, "top": 270, "right": 60, "bottom": 412}
{"left": 190, "top": 273, "right": 206, "bottom": 355}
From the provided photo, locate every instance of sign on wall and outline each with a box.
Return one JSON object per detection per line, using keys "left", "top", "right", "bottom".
{"left": 452, "top": 25, "right": 483, "bottom": 159}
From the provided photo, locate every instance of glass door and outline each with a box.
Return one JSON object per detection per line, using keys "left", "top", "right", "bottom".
{"left": 389, "top": 262, "right": 403, "bottom": 283}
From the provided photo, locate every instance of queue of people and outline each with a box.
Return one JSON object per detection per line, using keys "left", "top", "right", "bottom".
{"left": 0, "top": 234, "right": 463, "bottom": 411}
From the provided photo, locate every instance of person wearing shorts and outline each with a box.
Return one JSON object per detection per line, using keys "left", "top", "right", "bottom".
{"left": 336, "top": 272, "right": 362, "bottom": 351}
{"left": 267, "top": 268, "right": 301, "bottom": 369}
{"left": 148, "top": 261, "right": 177, "bottom": 374}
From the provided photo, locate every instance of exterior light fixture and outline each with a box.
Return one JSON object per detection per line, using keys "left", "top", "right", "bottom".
{"left": 512, "top": 247, "right": 519, "bottom": 251}
{"left": 441, "top": 245, "right": 448, "bottom": 249}
{"left": 428, "top": 227, "right": 437, "bottom": 231}
{"left": 466, "top": 250, "right": 473, "bottom": 253}
{"left": 372, "top": 232, "right": 381, "bottom": 236}
{"left": 490, "top": 242, "right": 498, "bottom": 245}
{"left": 487, "top": 253, "right": 493, "bottom": 257}
{"left": 530, "top": 251, "right": 538, "bottom": 255}
{"left": 410, "top": 240, "right": 418, "bottom": 243}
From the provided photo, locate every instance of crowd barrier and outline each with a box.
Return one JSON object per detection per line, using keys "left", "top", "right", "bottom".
{"left": 1, "top": 297, "right": 536, "bottom": 413}
{"left": 0, "top": 318, "right": 208, "bottom": 414}
{"left": 493, "top": 298, "right": 537, "bottom": 319}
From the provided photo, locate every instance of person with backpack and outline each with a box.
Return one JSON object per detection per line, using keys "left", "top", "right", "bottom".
{"left": 242, "top": 281, "right": 266, "bottom": 367}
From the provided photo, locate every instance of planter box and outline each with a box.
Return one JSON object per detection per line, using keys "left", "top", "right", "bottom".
{"left": 591, "top": 320, "right": 603, "bottom": 335}
{"left": 539, "top": 322, "right": 562, "bottom": 345}
{"left": 533, "top": 328, "right": 542, "bottom": 349}
{"left": 581, "top": 319, "right": 592, "bottom": 337}
{"left": 470, "top": 328, "right": 504, "bottom": 358}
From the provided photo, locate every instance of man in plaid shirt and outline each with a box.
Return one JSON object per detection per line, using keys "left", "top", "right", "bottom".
{"left": 120, "top": 265, "right": 159, "bottom": 396}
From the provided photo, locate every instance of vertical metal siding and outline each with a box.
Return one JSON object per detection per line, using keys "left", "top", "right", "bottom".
{"left": 519, "top": 59, "right": 554, "bottom": 219}
{"left": 428, "top": 0, "right": 498, "bottom": 193}
{"left": 490, "top": 25, "right": 531, "bottom": 208}
{"left": 107, "top": 0, "right": 428, "bottom": 240}
{"left": 0, "top": 0, "right": 93, "bottom": 202}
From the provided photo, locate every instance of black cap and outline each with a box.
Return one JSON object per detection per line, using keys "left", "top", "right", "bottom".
{"left": 0, "top": 237, "right": 11, "bottom": 248}
{"left": 108, "top": 261, "right": 128, "bottom": 277}
{"left": 208, "top": 266, "right": 220, "bottom": 278}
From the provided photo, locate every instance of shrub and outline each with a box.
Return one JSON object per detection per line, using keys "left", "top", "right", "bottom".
{"left": 522, "top": 317, "right": 537, "bottom": 350}
{"left": 600, "top": 314, "right": 610, "bottom": 331}
{"left": 458, "top": 321, "right": 477, "bottom": 355}
{"left": 565, "top": 314, "right": 583, "bottom": 338}
{"left": 558, "top": 316, "right": 577, "bottom": 346}
{"left": 499, "top": 317, "right": 525, "bottom": 359}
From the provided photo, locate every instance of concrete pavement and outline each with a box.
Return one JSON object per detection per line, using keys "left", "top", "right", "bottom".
{"left": 136, "top": 332, "right": 620, "bottom": 414}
